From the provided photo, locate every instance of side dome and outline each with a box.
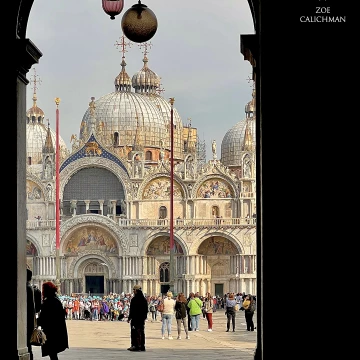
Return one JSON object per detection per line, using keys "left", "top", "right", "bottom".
{"left": 26, "top": 94, "right": 45, "bottom": 122}
{"left": 79, "top": 91, "right": 168, "bottom": 148}
{"left": 148, "top": 94, "right": 183, "bottom": 158}
{"left": 221, "top": 119, "right": 255, "bottom": 167}
{"left": 26, "top": 119, "right": 69, "bottom": 165}
{"left": 132, "top": 55, "right": 160, "bottom": 94}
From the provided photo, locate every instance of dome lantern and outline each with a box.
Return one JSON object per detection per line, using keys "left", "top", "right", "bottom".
{"left": 132, "top": 49, "right": 160, "bottom": 94}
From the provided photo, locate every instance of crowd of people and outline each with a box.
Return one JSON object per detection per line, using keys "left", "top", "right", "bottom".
{"left": 27, "top": 272, "right": 256, "bottom": 355}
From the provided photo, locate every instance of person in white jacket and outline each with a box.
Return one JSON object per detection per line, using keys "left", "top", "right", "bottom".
{"left": 161, "top": 291, "right": 176, "bottom": 339}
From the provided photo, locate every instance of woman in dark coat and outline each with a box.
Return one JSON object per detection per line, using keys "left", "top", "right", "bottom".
{"left": 37, "top": 282, "right": 69, "bottom": 359}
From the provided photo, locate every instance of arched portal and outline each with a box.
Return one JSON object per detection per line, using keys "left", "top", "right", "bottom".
{"left": 198, "top": 235, "right": 242, "bottom": 295}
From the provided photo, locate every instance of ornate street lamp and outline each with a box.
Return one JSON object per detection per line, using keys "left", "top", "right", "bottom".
{"left": 102, "top": 0, "right": 125, "bottom": 20}
{"left": 121, "top": 0, "right": 158, "bottom": 43}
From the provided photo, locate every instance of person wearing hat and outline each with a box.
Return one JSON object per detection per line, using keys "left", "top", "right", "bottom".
{"left": 26, "top": 264, "right": 42, "bottom": 360}
{"left": 127, "top": 284, "right": 148, "bottom": 351}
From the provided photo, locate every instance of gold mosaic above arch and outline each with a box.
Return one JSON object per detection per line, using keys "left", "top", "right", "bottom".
{"left": 198, "top": 236, "right": 238, "bottom": 255}
{"left": 196, "top": 178, "right": 233, "bottom": 198}
{"left": 142, "top": 176, "right": 183, "bottom": 199}
{"left": 146, "top": 235, "right": 184, "bottom": 255}
{"left": 64, "top": 226, "right": 118, "bottom": 256}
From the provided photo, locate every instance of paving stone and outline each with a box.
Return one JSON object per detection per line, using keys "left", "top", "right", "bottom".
{"left": 32, "top": 311, "right": 257, "bottom": 359}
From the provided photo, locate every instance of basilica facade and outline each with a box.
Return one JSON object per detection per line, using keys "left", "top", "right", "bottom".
{"left": 25, "top": 47, "right": 256, "bottom": 298}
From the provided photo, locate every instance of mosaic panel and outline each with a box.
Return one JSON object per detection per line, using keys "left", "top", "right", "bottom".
{"left": 146, "top": 236, "right": 184, "bottom": 255}
{"left": 197, "top": 179, "right": 233, "bottom": 198}
{"left": 143, "top": 177, "right": 183, "bottom": 199}
{"left": 65, "top": 226, "right": 118, "bottom": 255}
{"left": 198, "top": 237, "right": 237, "bottom": 255}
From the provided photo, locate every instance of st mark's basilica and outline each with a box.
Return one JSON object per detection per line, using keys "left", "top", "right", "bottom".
{"left": 25, "top": 38, "right": 256, "bottom": 298}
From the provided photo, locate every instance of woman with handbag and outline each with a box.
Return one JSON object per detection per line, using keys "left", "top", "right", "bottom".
{"left": 174, "top": 292, "right": 190, "bottom": 339}
{"left": 26, "top": 265, "right": 42, "bottom": 360}
{"left": 203, "top": 292, "right": 214, "bottom": 331}
{"left": 37, "top": 281, "right": 69, "bottom": 360}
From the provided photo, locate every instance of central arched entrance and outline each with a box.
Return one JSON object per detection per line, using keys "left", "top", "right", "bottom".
{"left": 84, "top": 261, "right": 107, "bottom": 296}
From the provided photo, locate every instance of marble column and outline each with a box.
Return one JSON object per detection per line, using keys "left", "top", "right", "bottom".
{"left": 111, "top": 200, "right": 117, "bottom": 220}
{"left": 240, "top": 199, "right": 244, "bottom": 218}
{"left": 190, "top": 256, "right": 195, "bottom": 274}
{"left": 83, "top": 200, "right": 90, "bottom": 213}
{"left": 71, "top": 200, "right": 78, "bottom": 216}
{"left": 122, "top": 256, "right": 126, "bottom": 276}
{"left": 98, "top": 200, "right": 104, "bottom": 214}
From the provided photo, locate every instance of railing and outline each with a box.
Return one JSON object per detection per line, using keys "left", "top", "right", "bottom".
{"left": 240, "top": 192, "right": 254, "bottom": 198}
{"left": 26, "top": 220, "right": 57, "bottom": 229}
{"left": 26, "top": 217, "right": 256, "bottom": 230}
{"left": 114, "top": 217, "right": 256, "bottom": 227}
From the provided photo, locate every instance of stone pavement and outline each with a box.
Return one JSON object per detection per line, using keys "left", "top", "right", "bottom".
{"left": 32, "top": 310, "right": 257, "bottom": 359}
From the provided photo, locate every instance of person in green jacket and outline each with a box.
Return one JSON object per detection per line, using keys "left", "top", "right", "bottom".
{"left": 187, "top": 292, "right": 202, "bottom": 331}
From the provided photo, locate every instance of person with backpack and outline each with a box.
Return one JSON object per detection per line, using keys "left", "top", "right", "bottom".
{"left": 242, "top": 294, "right": 256, "bottom": 331}
{"left": 175, "top": 292, "right": 190, "bottom": 339}
{"left": 148, "top": 297, "right": 158, "bottom": 322}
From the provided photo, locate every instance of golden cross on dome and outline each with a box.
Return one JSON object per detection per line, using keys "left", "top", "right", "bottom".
{"left": 156, "top": 77, "right": 165, "bottom": 95}
{"left": 114, "top": 34, "right": 132, "bottom": 57}
{"left": 138, "top": 41, "right": 153, "bottom": 57}
{"left": 29, "top": 67, "right": 42, "bottom": 95}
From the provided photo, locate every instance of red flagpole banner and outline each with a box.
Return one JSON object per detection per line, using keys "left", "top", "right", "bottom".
{"left": 169, "top": 98, "right": 175, "bottom": 252}
{"left": 55, "top": 98, "right": 60, "bottom": 250}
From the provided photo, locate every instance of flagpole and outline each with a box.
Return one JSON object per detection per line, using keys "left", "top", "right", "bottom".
{"left": 55, "top": 97, "right": 61, "bottom": 293}
{"left": 169, "top": 97, "right": 175, "bottom": 294}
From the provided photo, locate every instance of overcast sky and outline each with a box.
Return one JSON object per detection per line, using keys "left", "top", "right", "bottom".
{"left": 26, "top": 0, "right": 255, "bottom": 160}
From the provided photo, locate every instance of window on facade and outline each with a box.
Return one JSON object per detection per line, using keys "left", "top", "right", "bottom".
{"left": 28, "top": 157, "right": 32, "bottom": 165}
{"left": 113, "top": 132, "right": 119, "bottom": 146}
{"left": 159, "top": 206, "right": 167, "bottom": 219}
{"left": 145, "top": 151, "right": 152, "bottom": 160}
{"left": 159, "top": 262, "right": 170, "bottom": 282}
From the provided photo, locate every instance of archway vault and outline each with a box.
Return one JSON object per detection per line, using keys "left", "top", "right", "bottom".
{"left": 68, "top": 251, "right": 117, "bottom": 278}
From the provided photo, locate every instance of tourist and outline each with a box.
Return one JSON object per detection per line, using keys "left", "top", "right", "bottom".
{"left": 187, "top": 292, "right": 202, "bottom": 331}
{"left": 174, "top": 292, "right": 189, "bottom": 339}
{"left": 127, "top": 284, "right": 148, "bottom": 351}
{"left": 148, "top": 296, "right": 158, "bottom": 322}
{"left": 242, "top": 294, "right": 256, "bottom": 331}
{"left": 225, "top": 292, "right": 236, "bottom": 332}
{"left": 186, "top": 293, "right": 192, "bottom": 331}
{"left": 37, "top": 281, "right": 69, "bottom": 360}
{"left": 161, "top": 291, "right": 176, "bottom": 339}
{"left": 26, "top": 265, "right": 41, "bottom": 360}
{"left": 203, "top": 292, "right": 214, "bottom": 331}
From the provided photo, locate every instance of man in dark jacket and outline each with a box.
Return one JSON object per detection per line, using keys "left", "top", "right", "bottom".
{"left": 127, "top": 284, "right": 148, "bottom": 351}
{"left": 26, "top": 265, "right": 42, "bottom": 360}
{"left": 186, "top": 294, "right": 192, "bottom": 331}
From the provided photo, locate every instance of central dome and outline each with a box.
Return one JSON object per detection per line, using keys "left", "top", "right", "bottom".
{"left": 80, "top": 91, "right": 168, "bottom": 148}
